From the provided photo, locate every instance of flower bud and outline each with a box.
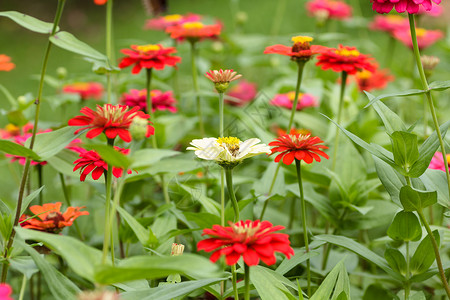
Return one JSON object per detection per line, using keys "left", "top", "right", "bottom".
{"left": 236, "top": 11, "right": 248, "bottom": 25}
{"left": 129, "top": 116, "right": 149, "bottom": 141}
{"left": 56, "top": 67, "right": 68, "bottom": 79}
{"left": 171, "top": 243, "right": 185, "bottom": 256}
{"left": 421, "top": 55, "right": 440, "bottom": 78}
{"left": 211, "top": 41, "right": 224, "bottom": 53}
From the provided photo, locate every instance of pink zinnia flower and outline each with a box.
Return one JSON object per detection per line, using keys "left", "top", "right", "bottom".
{"left": 0, "top": 123, "right": 33, "bottom": 139}
{"left": 306, "top": 0, "right": 352, "bottom": 20}
{"left": 226, "top": 80, "right": 257, "bottom": 106}
{"left": 371, "top": 0, "right": 442, "bottom": 14}
{"left": 393, "top": 27, "right": 444, "bottom": 50}
{"left": 165, "top": 21, "right": 222, "bottom": 42}
{"left": 270, "top": 92, "right": 318, "bottom": 111}
{"left": 0, "top": 283, "right": 13, "bottom": 300}
{"left": 429, "top": 152, "right": 450, "bottom": 171}
{"left": 62, "top": 82, "right": 104, "bottom": 100}
{"left": 417, "top": 4, "right": 443, "bottom": 16}
{"left": 120, "top": 89, "right": 177, "bottom": 113}
{"left": 145, "top": 13, "right": 201, "bottom": 31}
{"left": 5, "top": 127, "right": 52, "bottom": 166}
{"left": 369, "top": 15, "right": 409, "bottom": 33}
{"left": 315, "top": 45, "right": 376, "bottom": 75}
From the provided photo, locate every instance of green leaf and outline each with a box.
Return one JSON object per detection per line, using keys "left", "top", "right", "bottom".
{"left": 0, "top": 11, "right": 58, "bottom": 34}
{"left": 7, "top": 110, "right": 28, "bottom": 127}
{"left": 86, "top": 144, "right": 131, "bottom": 169}
{"left": 17, "top": 239, "right": 80, "bottom": 300}
{"left": 408, "top": 121, "right": 450, "bottom": 178}
{"left": 384, "top": 248, "right": 406, "bottom": 275}
{"left": 50, "top": 31, "right": 107, "bottom": 61}
{"left": 0, "top": 84, "right": 17, "bottom": 108}
{"left": 332, "top": 260, "right": 351, "bottom": 300}
{"left": 0, "top": 139, "right": 40, "bottom": 160}
{"left": 387, "top": 211, "right": 422, "bottom": 242}
{"left": 15, "top": 227, "right": 103, "bottom": 282}
{"left": 9, "top": 256, "right": 38, "bottom": 279}
{"left": 428, "top": 80, "right": 450, "bottom": 91}
{"left": 120, "top": 278, "right": 227, "bottom": 300}
{"left": 20, "top": 186, "right": 45, "bottom": 216}
{"left": 369, "top": 95, "right": 406, "bottom": 134}
{"left": 130, "top": 149, "right": 180, "bottom": 169}
{"left": 116, "top": 205, "right": 157, "bottom": 247}
{"left": 251, "top": 265, "right": 294, "bottom": 300}
{"left": 421, "top": 169, "right": 450, "bottom": 207}
{"left": 94, "top": 254, "right": 221, "bottom": 284}
{"left": 364, "top": 89, "right": 426, "bottom": 108}
{"left": 178, "top": 184, "right": 220, "bottom": 215}
{"left": 362, "top": 284, "right": 396, "bottom": 300}
{"left": 390, "top": 131, "right": 419, "bottom": 171}
{"left": 410, "top": 230, "right": 440, "bottom": 275}
{"left": 276, "top": 250, "right": 319, "bottom": 275}
{"left": 373, "top": 156, "right": 405, "bottom": 207}
{"left": 310, "top": 259, "right": 347, "bottom": 300}
{"left": 25, "top": 126, "right": 84, "bottom": 161}
{"left": 315, "top": 235, "right": 402, "bottom": 281}
{"left": 399, "top": 185, "right": 437, "bottom": 212}
{"left": 84, "top": 57, "right": 120, "bottom": 75}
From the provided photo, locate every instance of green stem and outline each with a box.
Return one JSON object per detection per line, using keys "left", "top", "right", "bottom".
{"left": 244, "top": 264, "right": 250, "bottom": 300}
{"left": 18, "top": 274, "right": 26, "bottom": 300}
{"left": 190, "top": 41, "right": 204, "bottom": 136}
{"left": 105, "top": 0, "right": 113, "bottom": 104}
{"left": 225, "top": 168, "right": 239, "bottom": 222}
{"left": 331, "top": 71, "right": 348, "bottom": 171}
{"left": 221, "top": 169, "right": 225, "bottom": 227}
{"left": 146, "top": 68, "right": 158, "bottom": 148}
{"left": 231, "top": 264, "right": 239, "bottom": 300}
{"left": 0, "top": 0, "right": 66, "bottom": 283}
{"left": 37, "top": 165, "right": 43, "bottom": 205}
{"left": 295, "top": 159, "right": 310, "bottom": 297}
{"left": 270, "top": 0, "right": 287, "bottom": 37}
{"left": 59, "top": 173, "right": 84, "bottom": 240}
{"left": 161, "top": 175, "right": 171, "bottom": 204}
{"left": 219, "top": 92, "right": 224, "bottom": 137}
{"left": 260, "top": 61, "right": 305, "bottom": 220}
{"left": 102, "top": 138, "right": 115, "bottom": 264}
{"left": 417, "top": 209, "right": 450, "bottom": 298}
{"left": 405, "top": 241, "right": 410, "bottom": 300}
{"left": 408, "top": 13, "right": 450, "bottom": 200}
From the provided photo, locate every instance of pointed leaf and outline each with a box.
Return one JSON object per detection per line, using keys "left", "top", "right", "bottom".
{"left": 0, "top": 11, "right": 58, "bottom": 34}
{"left": 276, "top": 250, "right": 319, "bottom": 275}
{"left": 390, "top": 131, "right": 419, "bottom": 170}
{"left": 373, "top": 156, "right": 405, "bottom": 207}
{"left": 384, "top": 248, "right": 406, "bottom": 275}
{"left": 0, "top": 140, "right": 40, "bottom": 160}
{"left": 387, "top": 211, "right": 422, "bottom": 242}
{"left": 370, "top": 95, "right": 406, "bottom": 134}
{"left": 428, "top": 80, "right": 450, "bottom": 91}
{"left": 85, "top": 144, "right": 131, "bottom": 169}
{"left": 116, "top": 205, "right": 157, "bottom": 247}
{"left": 50, "top": 31, "right": 107, "bottom": 60}
{"left": 410, "top": 230, "right": 440, "bottom": 274}
{"left": 364, "top": 89, "right": 426, "bottom": 108}
{"left": 310, "top": 259, "right": 345, "bottom": 300}
{"left": 20, "top": 186, "right": 45, "bottom": 216}
{"left": 251, "top": 265, "right": 293, "bottom": 300}
{"left": 399, "top": 185, "right": 437, "bottom": 211}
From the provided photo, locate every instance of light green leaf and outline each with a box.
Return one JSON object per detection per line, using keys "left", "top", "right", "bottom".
{"left": 399, "top": 185, "right": 437, "bottom": 212}
{"left": 50, "top": 31, "right": 107, "bottom": 60}
{"left": 130, "top": 149, "right": 180, "bottom": 169}
{"left": 373, "top": 156, "right": 405, "bottom": 207}
{"left": 364, "top": 89, "right": 426, "bottom": 108}
{"left": 387, "top": 211, "right": 422, "bottom": 242}
{"left": 179, "top": 184, "right": 220, "bottom": 215}
{"left": 390, "top": 131, "right": 419, "bottom": 171}
{"left": 276, "top": 250, "right": 319, "bottom": 275}
{"left": 0, "top": 140, "right": 40, "bottom": 160}
{"left": 410, "top": 230, "right": 440, "bottom": 275}
{"left": 84, "top": 57, "right": 120, "bottom": 74}
{"left": 420, "top": 169, "right": 450, "bottom": 207}
{"left": 116, "top": 205, "right": 157, "bottom": 247}
{"left": 0, "top": 11, "right": 58, "bottom": 34}
{"left": 369, "top": 95, "right": 406, "bottom": 134}
{"left": 251, "top": 265, "right": 294, "bottom": 300}
{"left": 384, "top": 248, "right": 406, "bottom": 275}
{"left": 428, "top": 80, "right": 450, "bottom": 91}
{"left": 310, "top": 259, "right": 346, "bottom": 300}
{"left": 20, "top": 186, "right": 45, "bottom": 216}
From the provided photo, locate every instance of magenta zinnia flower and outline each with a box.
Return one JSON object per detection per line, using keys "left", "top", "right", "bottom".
{"left": 429, "top": 152, "right": 450, "bottom": 172}
{"left": 226, "top": 80, "right": 257, "bottom": 106}
{"left": 371, "top": 0, "right": 441, "bottom": 14}
{"left": 120, "top": 89, "right": 177, "bottom": 113}
{"left": 393, "top": 27, "right": 444, "bottom": 50}
{"left": 270, "top": 91, "right": 318, "bottom": 111}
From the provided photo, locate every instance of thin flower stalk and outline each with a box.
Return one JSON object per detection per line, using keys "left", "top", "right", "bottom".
{"left": 408, "top": 13, "right": 450, "bottom": 201}
{"left": 190, "top": 41, "right": 204, "bottom": 136}
{"left": 102, "top": 138, "right": 115, "bottom": 265}
{"left": 225, "top": 168, "right": 239, "bottom": 222}
{"left": 332, "top": 71, "right": 348, "bottom": 170}
{"left": 59, "top": 173, "right": 84, "bottom": 240}
{"left": 231, "top": 264, "right": 239, "bottom": 300}
{"left": 244, "top": 264, "right": 250, "bottom": 300}
{"left": 106, "top": 0, "right": 113, "bottom": 104}
{"left": 0, "top": 0, "right": 66, "bottom": 283}
{"left": 146, "top": 68, "right": 158, "bottom": 148}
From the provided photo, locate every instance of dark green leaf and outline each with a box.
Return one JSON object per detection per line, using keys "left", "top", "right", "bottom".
{"left": 7, "top": 110, "right": 28, "bottom": 127}
{"left": 384, "top": 248, "right": 406, "bottom": 275}
{"left": 387, "top": 211, "right": 422, "bottom": 242}
{"left": 373, "top": 156, "right": 405, "bottom": 207}
{"left": 428, "top": 80, "right": 450, "bottom": 91}
{"left": 50, "top": 31, "right": 107, "bottom": 60}
{"left": 0, "top": 11, "right": 58, "bottom": 34}
{"left": 410, "top": 230, "right": 440, "bottom": 275}
{"left": 276, "top": 250, "right": 319, "bottom": 275}
{"left": 251, "top": 265, "right": 294, "bottom": 300}
{"left": 399, "top": 185, "right": 437, "bottom": 212}
{"left": 116, "top": 205, "right": 157, "bottom": 247}
{"left": 86, "top": 144, "right": 131, "bottom": 169}
{"left": 0, "top": 140, "right": 40, "bottom": 160}
{"left": 390, "top": 131, "right": 419, "bottom": 171}
{"left": 310, "top": 259, "right": 345, "bottom": 300}
{"left": 20, "top": 186, "right": 45, "bottom": 216}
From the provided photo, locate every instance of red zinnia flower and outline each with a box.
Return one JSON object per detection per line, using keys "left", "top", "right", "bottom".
{"left": 316, "top": 45, "right": 376, "bottom": 75}
{"left": 369, "top": 15, "right": 409, "bottom": 34}
{"left": 118, "top": 44, "right": 181, "bottom": 75}
{"left": 62, "top": 82, "right": 104, "bottom": 100}
{"left": 0, "top": 55, "right": 15, "bottom": 72}
{"left": 197, "top": 220, "right": 294, "bottom": 266}
{"left": 306, "top": 0, "right": 352, "bottom": 20}
{"left": 371, "top": 0, "right": 441, "bottom": 14}
{"left": 94, "top": 0, "right": 107, "bottom": 5}
{"left": 120, "top": 89, "right": 177, "bottom": 113}
{"left": 165, "top": 21, "right": 221, "bottom": 42}
{"left": 269, "top": 133, "right": 329, "bottom": 165}
{"left": 73, "top": 147, "right": 132, "bottom": 181}
{"left": 353, "top": 68, "right": 394, "bottom": 92}
{"left": 264, "top": 36, "right": 325, "bottom": 62}
{"left": 393, "top": 27, "right": 444, "bottom": 50}
{"left": 68, "top": 104, "right": 154, "bottom": 143}
{"left": 226, "top": 80, "right": 257, "bottom": 106}
{"left": 20, "top": 202, "right": 89, "bottom": 233}
{"left": 145, "top": 13, "right": 201, "bottom": 31}
{"left": 270, "top": 91, "right": 318, "bottom": 111}
{"left": 275, "top": 127, "right": 312, "bottom": 137}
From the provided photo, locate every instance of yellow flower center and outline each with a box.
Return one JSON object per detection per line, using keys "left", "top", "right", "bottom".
{"left": 135, "top": 44, "right": 160, "bottom": 53}
{"left": 446, "top": 154, "right": 450, "bottom": 163}
{"left": 357, "top": 70, "right": 372, "bottom": 80}
{"left": 415, "top": 28, "right": 427, "bottom": 37}
{"left": 291, "top": 36, "right": 314, "bottom": 44}
{"left": 287, "top": 91, "right": 304, "bottom": 101}
{"left": 386, "top": 15, "right": 405, "bottom": 23}
{"left": 98, "top": 105, "right": 131, "bottom": 123}
{"left": 335, "top": 48, "right": 360, "bottom": 57}
{"left": 217, "top": 136, "right": 241, "bottom": 156}
{"left": 5, "top": 123, "right": 19, "bottom": 133}
{"left": 163, "top": 14, "right": 182, "bottom": 22}
{"left": 182, "top": 22, "right": 204, "bottom": 29}
{"left": 70, "top": 82, "right": 90, "bottom": 90}
{"left": 289, "top": 134, "right": 310, "bottom": 143}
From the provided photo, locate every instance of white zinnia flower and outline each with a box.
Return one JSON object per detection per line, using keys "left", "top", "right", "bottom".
{"left": 187, "top": 136, "right": 271, "bottom": 168}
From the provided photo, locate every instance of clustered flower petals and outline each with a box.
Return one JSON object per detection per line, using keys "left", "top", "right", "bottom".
{"left": 197, "top": 220, "right": 294, "bottom": 266}
{"left": 187, "top": 137, "right": 270, "bottom": 168}
{"left": 264, "top": 36, "right": 325, "bottom": 62}
{"left": 371, "top": 0, "right": 441, "bottom": 14}
{"left": 428, "top": 152, "right": 450, "bottom": 172}
{"left": 352, "top": 68, "right": 394, "bottom": 92}
{"left": 20, "top": 202, "right": 89, "bottom": 233}
{"left": 269, "top": 133, "right": 329, "bottom": 165}
{"left": 369, "top": 15, "right": 409, "bottom": 34}
{"left": 68, "top": 104, "right": 154, "bottom": 143}
{"left": 270, "top": 91, "right": 318, "bottom": 111}
{"left": 0, "top": 54, "right": 15, "bottom": 72}
{"left": 166, "top": 21, "right": 221, "bottom": 41}
{"left": 0, "top": 283, "right": 13, "bottom": 300}
{"left": 393, "top": 27, "right": 444, "bottom": 50}
{"left": 145, "top": 13, "right": 201, "bottom": 31}
{"left": 119, "top": 44, "right": 181, "bottom": 74}
{"left": 205, "top": 69, "right": 242, "bottom": 84}
{"left": 120, "top": 89, "right": 177, "bottom": 113}
{"left": 316, "top": 45, "right": 376, "bottom": 75}
{"left": 306, "top": 0, "right": 352, "bottom": 20}
{"left": 226, "top": 80, "right": 257, "bottom": 106}
{"left": 73, "top": 147, "right": 131, "bottom": 181}
{"left": 62, "top": 82, "right": 104, "bottom": 100}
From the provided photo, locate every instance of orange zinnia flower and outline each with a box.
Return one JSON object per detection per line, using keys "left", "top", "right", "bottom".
{"left": 353, "top": 68, "right": 394, "bottom": 92}
{"left": 166, "top": 21, "right": 221, "bottom": 42}
{"left": 316, "top": 45, "right": 376, "bottom": 75}
{"left": 145, "top": 13, "right": 201, "bottom": 31}
{"left": 0, "top": 55, "right": 15, "bottom": 72}
{"left": 94, "top": 0, "right": 107, "bottom": 5}
{"left": 118, "top": 44, "right": 181, "bottom": 74}
{"left": 62, "top": 82, "right": 104, "bottom": 100}
{"left": 20, "top": 202, "right": 89, "bottom": 233}
{"left": 264, "top": 36, "right": 324, "bottom": 62}
{"left": 269, "top": 133, "right": 329, "bottom": 165}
